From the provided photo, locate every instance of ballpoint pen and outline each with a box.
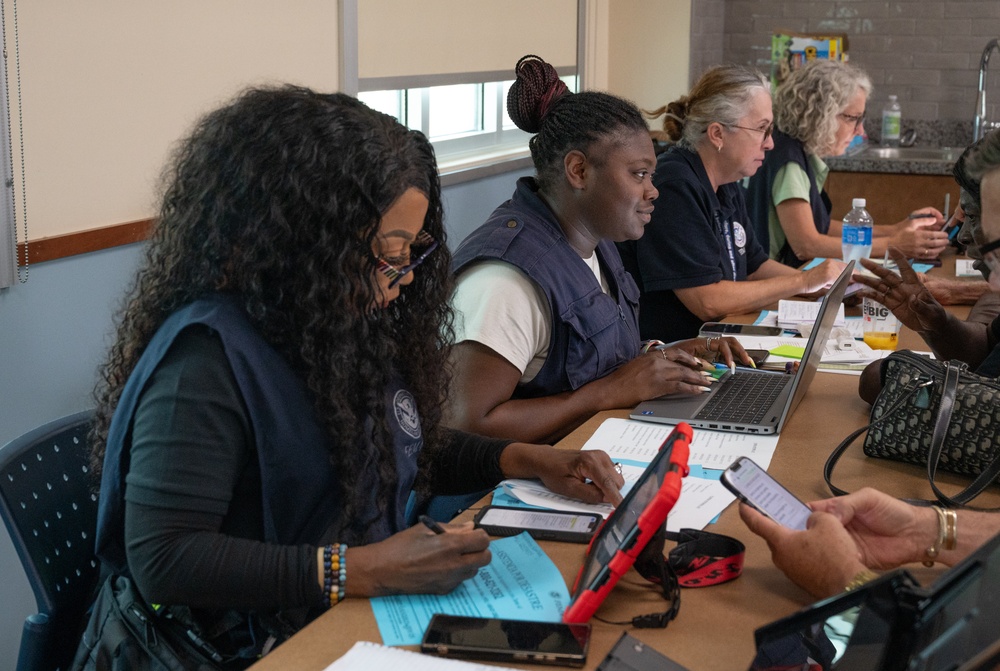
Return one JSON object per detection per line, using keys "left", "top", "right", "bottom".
{"left": 419, "top": 514, "right": 446, "bottom": 535}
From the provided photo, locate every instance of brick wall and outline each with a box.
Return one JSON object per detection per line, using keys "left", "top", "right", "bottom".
{"left": 715, "top": 0, "right": 1000, "bottom": 127}
{"left": 690, "top": 0, "right": 726, "bottom": 85}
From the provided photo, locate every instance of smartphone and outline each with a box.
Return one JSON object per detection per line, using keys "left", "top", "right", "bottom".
{"left": 421, "top": 614, "right": 590, "bottom": 667}
{"left": 473, "top": 506, "right": 600, "bottom": 544}
{"left": 720, "top": 457, "right": 811, "bottom": 531}
{"left": 737, "top": 349, "right": 769, "bottom": 368}
{"left": 699, "top": 322, "right": 783, "bottom": 337}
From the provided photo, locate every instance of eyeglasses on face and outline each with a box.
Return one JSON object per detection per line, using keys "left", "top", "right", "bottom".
{"left": 374, "top": 230, "right": 439, "bottom": 288}
{"left": 839, "top": 112, "right": 866, "bottom": 132}
{"left": 728, "top": 122, "right": 774, "bottom": 144}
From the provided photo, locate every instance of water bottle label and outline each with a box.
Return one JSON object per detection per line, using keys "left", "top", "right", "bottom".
{"left": 882, "top": 114, "right": 901, "bottom": 139}
{"left": 842, "top": 226, "right": 872, "bottom": 245}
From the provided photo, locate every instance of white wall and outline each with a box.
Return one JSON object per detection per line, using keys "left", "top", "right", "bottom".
{"left": 9, "top": 1, "right": 339, "bottom": 239}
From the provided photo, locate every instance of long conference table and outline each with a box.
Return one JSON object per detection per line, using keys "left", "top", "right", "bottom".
{"left": 252, "top": 256, "right": 1000, "bottom": 671}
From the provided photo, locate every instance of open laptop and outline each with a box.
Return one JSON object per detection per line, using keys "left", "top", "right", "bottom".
{"left": 630, "top": 261, "right": 855, "bottom": 435}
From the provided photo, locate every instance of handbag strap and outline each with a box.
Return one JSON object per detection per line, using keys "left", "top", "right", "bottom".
{"left": 824, "top": 378, "right": 927, "bottom": 498}
{"left": 926, "top": 362, "right": 1000, "bottom": 511}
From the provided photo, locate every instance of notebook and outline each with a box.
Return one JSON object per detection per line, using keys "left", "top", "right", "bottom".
{"left": 629, "top": 261, "right": 855, "bottom": 435}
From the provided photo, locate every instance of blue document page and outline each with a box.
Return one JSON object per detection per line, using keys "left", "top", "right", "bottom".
{"left": 370, "top": 533, "right": 570, "bottom": 646}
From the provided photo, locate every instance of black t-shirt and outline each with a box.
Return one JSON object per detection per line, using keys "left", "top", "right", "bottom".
{"left": 618, "top": 147, "right": 769, "bottom": 342}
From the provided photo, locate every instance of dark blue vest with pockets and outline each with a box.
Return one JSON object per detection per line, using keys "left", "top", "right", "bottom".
{"left": 452, "top": 177, "right": 641, "bottom": 399}
{"left": 95, "top": 294, "right": 420, "bottom": 573}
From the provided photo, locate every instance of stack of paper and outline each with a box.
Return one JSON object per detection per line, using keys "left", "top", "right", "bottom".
{"left": 777, "top": 299, "right": 846, "bottom": 331}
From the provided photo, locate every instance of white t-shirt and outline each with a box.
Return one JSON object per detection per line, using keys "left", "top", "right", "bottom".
{"left": 452, "top": 254, "right": 607, "bottom": 383}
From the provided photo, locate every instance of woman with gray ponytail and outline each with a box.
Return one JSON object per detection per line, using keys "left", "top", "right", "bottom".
{"left": 618, "top": 64, "right": 846, "bottom": 342}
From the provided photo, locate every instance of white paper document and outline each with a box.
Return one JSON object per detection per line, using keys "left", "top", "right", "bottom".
{"left": 326, "top": 641, "right": 519, "bottom": 671}
{"left": 499, "top": 474, "right": 735, "bottom": 533}
{"left": 777, "top": 299, "right": 846, "bottom": 330}
{"left": 582, "top": 417, "right": 780, "bottom": 470}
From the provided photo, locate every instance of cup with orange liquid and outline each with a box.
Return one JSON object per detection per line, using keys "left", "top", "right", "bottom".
{"left": 862, "top": 297, "right": 900, "bottom": 350}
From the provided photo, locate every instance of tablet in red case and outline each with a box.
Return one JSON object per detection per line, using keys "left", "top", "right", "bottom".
{"left": 562, "top": 422, "right": 692, "bottom": 624}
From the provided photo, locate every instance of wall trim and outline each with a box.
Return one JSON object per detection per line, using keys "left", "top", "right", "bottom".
{"left": 16, "top": 218, "right": 153, "bottom": 265}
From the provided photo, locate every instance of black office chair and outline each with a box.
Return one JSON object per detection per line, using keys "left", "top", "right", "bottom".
{"left": 0, "top": 410, "right": 100, "bottom": 671}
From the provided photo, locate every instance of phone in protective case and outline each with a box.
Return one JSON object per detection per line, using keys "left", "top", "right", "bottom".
{"left": 699, "top": 322, "right": 783, "bottom": 337}
{"left": 720, "top": 457, "right": 811, "bottom": 530}
{"left": 473, "top": 506, "right": 601, "bottom": 543}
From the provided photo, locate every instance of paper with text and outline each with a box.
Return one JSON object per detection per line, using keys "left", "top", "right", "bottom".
{"left": 370, "top": 533, "right": 568, "bottom": 646}
{"left": 325, "top": 641, "right": 519, "bottom": 671}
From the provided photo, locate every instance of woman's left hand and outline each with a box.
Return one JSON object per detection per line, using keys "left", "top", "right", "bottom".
{"left": 499, "top": 443, "right": 624, "bottom": 505}
{"left": 668, "top": 336, "right": 752, "bottom": 369}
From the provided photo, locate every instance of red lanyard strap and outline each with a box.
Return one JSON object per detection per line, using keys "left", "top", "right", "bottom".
{"left": 666, "top": 528, "right": 745, "bottom": 588}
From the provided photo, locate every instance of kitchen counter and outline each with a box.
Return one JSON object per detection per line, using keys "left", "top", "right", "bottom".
{"left": 825, "top": 147, "right": 959, "bottom": 175}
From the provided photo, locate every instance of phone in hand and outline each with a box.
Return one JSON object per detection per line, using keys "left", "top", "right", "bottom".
{"left": 699, "top": 322, "right": 783, "bottom": 337}
{"left": 421, "top": 614, "right": 591, "bottom": 667}
{"left": 720, "top": 457, "right": 811, "bottom": 530}
{"left": 473, "top": 506, "right": 600, "bottom": 544}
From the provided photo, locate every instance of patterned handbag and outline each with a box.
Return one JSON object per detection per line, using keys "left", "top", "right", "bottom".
{"left": 825, "top": 349, "right": 1000, "bottom": 509}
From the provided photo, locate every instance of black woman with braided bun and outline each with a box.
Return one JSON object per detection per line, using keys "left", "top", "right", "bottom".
{"left": 446, "top": 55, "right": 752, "bottom": 446}
{"left": 79, "top": 85, "right": 624, "bottom": 667}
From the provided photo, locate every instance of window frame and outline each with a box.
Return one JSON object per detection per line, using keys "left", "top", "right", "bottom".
{"left": 340, "top": 0, "right": 588, "bottom": 185}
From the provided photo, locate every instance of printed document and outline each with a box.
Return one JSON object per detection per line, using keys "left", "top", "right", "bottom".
{"left": 370, "top": 533, "right": 568, "bottom": 646}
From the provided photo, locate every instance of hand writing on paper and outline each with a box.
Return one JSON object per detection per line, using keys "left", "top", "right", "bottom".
{"left": 346, "top": 523, "right": 491, "bottom": 597}
{"left": 499, "top": 443, "right": 625, "bottom": 506}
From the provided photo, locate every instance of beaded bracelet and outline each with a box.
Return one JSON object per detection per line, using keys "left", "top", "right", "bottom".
{"left": 322, "top": 543, "right": 348, "bottom": 608}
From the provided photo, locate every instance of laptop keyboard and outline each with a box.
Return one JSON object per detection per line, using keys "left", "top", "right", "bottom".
{"left": 695, "top": 372, "right": 789, "bottom": 424}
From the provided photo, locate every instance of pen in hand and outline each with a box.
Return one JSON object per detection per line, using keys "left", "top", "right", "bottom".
{"left": 419, "top": 514, "right": 447, "bottom": 535}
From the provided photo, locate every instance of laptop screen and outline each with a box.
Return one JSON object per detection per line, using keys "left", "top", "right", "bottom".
{"left": 775, "top": 260, "right": 855, "bottom": 432}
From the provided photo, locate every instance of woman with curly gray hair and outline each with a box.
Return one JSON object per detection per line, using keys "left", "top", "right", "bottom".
{"left": 618, "top": 64, "right": 844, "bottom": 342}
{"left": 746, "top": 59, "right": 947, "bottom": 266}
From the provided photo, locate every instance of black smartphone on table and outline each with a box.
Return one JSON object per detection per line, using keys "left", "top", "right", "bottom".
{"left": 699, "top": 322, "right": 783, "bottom": 337}
{"left": 720, "top": 457, "right": 811, "bottom": 531}
{"left": 421, "top": 614, "right": 591, "bottom": 667}
{"left": 473, "top": 505, "right": 600, "bottom": 543}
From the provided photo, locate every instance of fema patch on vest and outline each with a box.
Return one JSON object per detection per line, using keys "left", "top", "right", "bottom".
{"left": 733, "top": 221, "right": 747, "bottom": 250}
{"left": 393, "top": 389, "right": 422, "bottom": 440}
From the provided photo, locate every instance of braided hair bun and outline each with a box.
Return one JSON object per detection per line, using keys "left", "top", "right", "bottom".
{"left": 506, "top": 54, "right": 570, "bottom": 133}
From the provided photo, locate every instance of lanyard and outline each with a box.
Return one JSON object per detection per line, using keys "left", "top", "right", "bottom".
{"left": 714, "top": 210, "right": 738, "bottom": 282}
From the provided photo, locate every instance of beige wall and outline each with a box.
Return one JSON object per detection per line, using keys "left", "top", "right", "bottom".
{"left": 13, "top": 0, "right": 693, "bottom": 240}
{"left": 606, "top": 0, "right": 691, "bottom": 119}
{"left": 12, "top": 1, "right": 338, "bottom": 239}
{"left": 359, "top": 0, "right": 577, "bottom": 79}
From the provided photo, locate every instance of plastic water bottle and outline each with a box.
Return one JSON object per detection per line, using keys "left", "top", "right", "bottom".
{"left": 882, "top": 95, "right": 901, "bottom": 148}
{"left": 841, "top": 198, "right": 873, "bottom": 262}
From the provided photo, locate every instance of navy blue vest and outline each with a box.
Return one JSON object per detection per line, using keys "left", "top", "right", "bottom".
{"left": 453, "top": 177, "right": 641, "bottom": 398}
{"left": 95, "top": 295, "right": 420, "bottom": 573}
{"left": 746, "top": 129, "right": 832, "bottom": 266}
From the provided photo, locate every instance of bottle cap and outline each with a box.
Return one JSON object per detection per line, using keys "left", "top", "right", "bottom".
{"left": 852, "top": 198, "right": 867, "bottom": 208}
{"left": 888, "top": 94, "right": 897, "bottom": 101}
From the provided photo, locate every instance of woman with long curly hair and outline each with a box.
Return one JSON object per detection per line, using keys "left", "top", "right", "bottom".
{"left": 81, "top": 86, "right": 622, "bottom": 667}
{"left": 745, "top": 59, "right": 947, "bottom": 267}
{"left": 618, "top": 64, "right": 845, "bottom": 343}
{"left": 445, "top": 55, "right": 754, "bottom": 446}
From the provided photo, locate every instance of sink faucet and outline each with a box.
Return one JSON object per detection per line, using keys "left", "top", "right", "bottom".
{"left": 974, "top": 38, "right": 1000, "bottom": 141}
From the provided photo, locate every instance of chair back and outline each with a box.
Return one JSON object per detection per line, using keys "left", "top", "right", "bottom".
{"left": 0, "top": 410, "right": 99, "bottom": 671}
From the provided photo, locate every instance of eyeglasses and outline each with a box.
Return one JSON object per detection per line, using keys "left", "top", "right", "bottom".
{"left": 374, "top": 230, "right": 439, "bottom": 288}
{"left": 839, "top": 112, "right": 866, "bottom": 132}
{"left": 727, "top": 122, "right": 774, "bottom": 145}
